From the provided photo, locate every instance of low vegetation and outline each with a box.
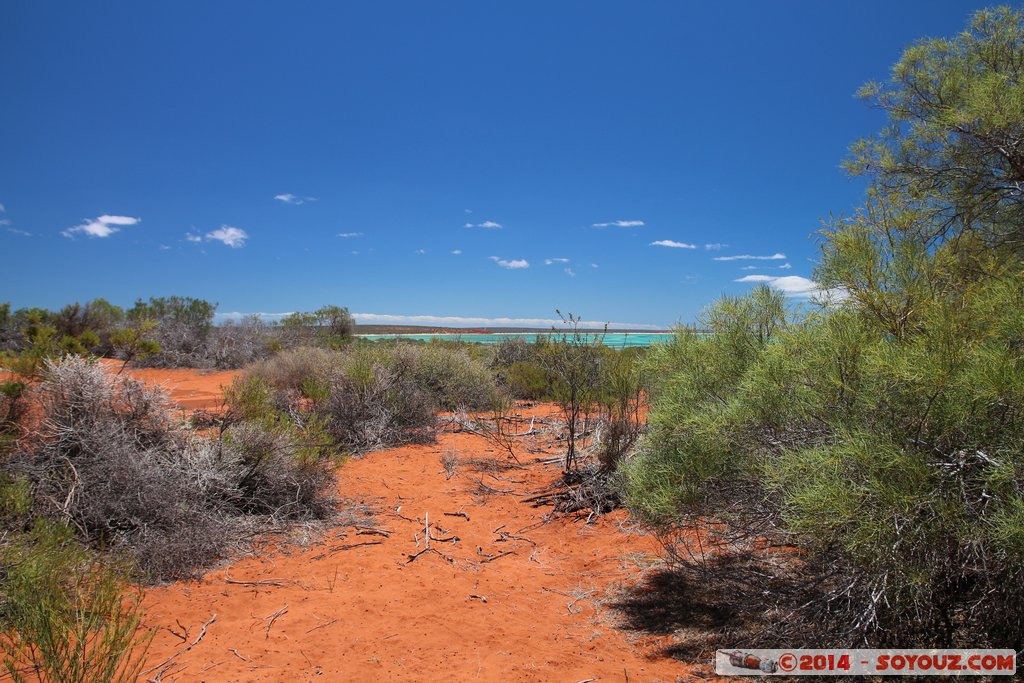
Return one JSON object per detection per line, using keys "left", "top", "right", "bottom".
{"left": 0, "top": 298, "right": 357, "bottom": 371}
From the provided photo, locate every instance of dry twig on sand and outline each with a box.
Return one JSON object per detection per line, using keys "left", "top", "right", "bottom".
{"left": 263, "top": 605, "right": 288, "bottom": 638}
{"left": 142, "top": 614, "right": 217, "bottom": 681}
{"left": 311, "top": 540, "right": 383, "bottom": 560}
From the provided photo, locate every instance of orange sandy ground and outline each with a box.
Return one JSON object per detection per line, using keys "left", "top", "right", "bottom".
{"left": 123, "top": 367, "right": 711, "bottom": 682}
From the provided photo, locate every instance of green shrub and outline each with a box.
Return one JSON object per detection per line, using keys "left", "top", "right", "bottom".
{"left": 0, "top": 517, "right": 152, "bottom": 683}
{"left": 502, "top": 361, "right": 551, "bottom": 400}
{"left": 244, "top": 346, "right": 343, "bottom": 397}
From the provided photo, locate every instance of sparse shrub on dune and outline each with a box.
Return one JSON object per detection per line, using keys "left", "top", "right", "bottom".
{"left": 500, "top": 361, "right": 551, "bottom": 400}
{"left": 234, "top": 342, "right": 499, "bottom": 455}
{"left": 280, "top": 305, "right": 355, "bottom": 350}
{"left": 4, "top": 356, "right": 338, "bottom": 582}
{"left": 205, "top": 315, "right": 276, "bottom": 369}
{"left": 127, "top": 296, "right": 217, "bottom": 368}
{"left": 224, "top": 419, "right": 338, "bottom": 519}
{"left": 244, "top": 346, "right": 343, "bottom": 397}
{"left": 389, "top": 343, "right": 500, "bottom": 410}
{"left": 323, "top": 365, "right": 437, "bottom": 451}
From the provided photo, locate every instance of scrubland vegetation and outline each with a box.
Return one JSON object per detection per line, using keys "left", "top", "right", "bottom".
{"left": 1, "top": 6, "right": 1022, "bottom": 679}
{"left": 623, "top": 6, "right": 1024, "bottom": 650}
{"left": 0, "top": 304, "right": 646, "bottom": 678}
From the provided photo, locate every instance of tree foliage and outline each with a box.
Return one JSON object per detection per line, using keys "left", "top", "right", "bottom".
{"left": 623, "top": 7, "right": 1024, "bottom": 649}
{"left": 847, "top": 6, "right": 1024, "bottom": 251}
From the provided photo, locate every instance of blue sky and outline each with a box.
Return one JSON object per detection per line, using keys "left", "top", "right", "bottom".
{"left": 0, "top": 1, "right": 999, "bottom": 328}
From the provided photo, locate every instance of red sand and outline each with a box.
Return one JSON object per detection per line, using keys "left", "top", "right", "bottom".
{"left": 122, "top": 367, "right": 710, "bottom": 682}
{"left": 101, "top": 360, "right": 239, "bottom": 412}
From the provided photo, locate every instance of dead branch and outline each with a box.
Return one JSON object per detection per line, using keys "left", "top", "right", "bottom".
{"left": 305, "top": 618, "right": 340, "bottom": 634}
{"left": 142, "top": 613, "right": 217, "bottom": 677}
{"left": 263, "top": 605, "right": 288, "bottom": 638}
{"left": 311, "top": 540, "right": 383, "bottom": 560}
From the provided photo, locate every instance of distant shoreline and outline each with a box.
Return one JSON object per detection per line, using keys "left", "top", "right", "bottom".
{"left": 353, "top": 330, "right": 677, "bottom": 337}
{"left": 353, "top": 325, "right": 679, "bottom": 335}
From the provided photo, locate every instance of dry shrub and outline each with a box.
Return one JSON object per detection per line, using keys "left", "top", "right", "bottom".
{"left": 7, "top": 357, "right": 337, "bottom": 581}
{"left": 237, "top": 342, "right": 499, "bottom": 455}
{"left": 323, "top": 366, "right": 436, "bottom": 451}
{"left": 224, "top": 421, "right": 336, "bottom": 519}
{"left": 244, "top": 346, "right": 342, "bottom": 395}
{"left": 392, "top": 344, "right": 499, "bottom": 409}
{"left": 205, "top": 317, "right": 275, "bottom": 369}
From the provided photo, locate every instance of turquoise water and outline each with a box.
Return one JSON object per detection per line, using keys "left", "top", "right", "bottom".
{"left": 356, "top": 332, "right": 674, "bottom": 349}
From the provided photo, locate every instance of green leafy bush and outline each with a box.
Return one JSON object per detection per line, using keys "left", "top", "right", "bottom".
{"left": 622, "top": 8, "right": 1024, "bottom": 649}
{"left": 0, "top": 522, "right": 152, "bottom": 683}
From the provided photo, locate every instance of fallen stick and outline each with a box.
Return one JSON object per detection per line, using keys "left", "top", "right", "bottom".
{"left": 356, "top": 528, "right": 391, "bottom": 537}
{"left": 141, "top": 614, "right": 217, "bottom": 676}
{"left": 263, "top": 605, "right": 288, "bottom": 639}
{"left": 311, "top": 540, "right": 383, "bottom": 560}
{"left": 480, "top": 550, "right": 515, "bottom": 564}
{"left": 406, "top": 546, "right": 455, "bottom": 564}
{"left": 224, "top": 576, "right": 287, "bottom": 587}
{"left": 228, "top": 648, "right": 250, "bottom": 662}
{"left": 443, "top": 511, "right": 470, "bottom": 521}
{"left": 495, "top": 530, "right": 536, "bottom": 546}
{"left": 305, "top": 618, "right": 340, "bottom": 634}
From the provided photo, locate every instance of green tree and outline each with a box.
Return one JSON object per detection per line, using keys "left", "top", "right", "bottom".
{"left": 624, "top": 7, "right": 1024, "bottom": 648}
{"left": 281, "top": 305, "right": 354, "bottom": 349}
{"left": 846, "top": 6, "right": 1024, "bottom": 251}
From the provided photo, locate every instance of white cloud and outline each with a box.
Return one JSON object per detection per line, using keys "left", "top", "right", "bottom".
{"left": 205, "top": 225, "right": 248, "bottom": 248}
{"left": 650, "top": 240, "right": 696, "bottom": 249}
{"left": 159, "top": 245, "right": 170, "bottom": 250}
{"left": 740, "top": 265, "right": 759, "bottom": 270}
{"left": 545, "top": 257, "right": 570, "bottom": 265}
{"left": 704, "top": 243, "right": 727, "bottom": 250}
{"left": 350, "top": 312, "right": 661, "bottom": 330}
{"left": 415, "top": 248, "right": 428, "bottom": 254}
{"left": 564, "top": 267, "right": 576, "bottom": 277}
{"left": 714, "top": 252, "right": 786, "bottom": 261}
{"left": 185, "top": 232, "right": 202, "bottom": 243}
{"left": 7, "top": 228, "right": 31, "bottom": 237}
{"left": 779, "top": 262, "right": 792, "bottom": 270}
{"left": 0, "top": 219, "right": 9, "bottom": 226}
{"left": 274, "top": 193, "right": 315, "bottom": 205}
{"left": 735, "top": 274, "right": 844, "bottom": 301}
{"left": 489, "top": 256, "right": 529, "bottom": 269}
{"left": 592, "top": 220, "right": 644, "bottom": 228}
{"left": 338, "top": 232, "right": 364, "bottom": 238}
{"left": 451, "top": 249, "right": 462, "bottom": 255}
{"left": 62, "top": 214, "right": 140, "bottom": 239}
{"left": 466, "top": 220, "right": 502, "bottom": 229}
{"left": 0, "top": 203, "right": 5, "bottom": 212}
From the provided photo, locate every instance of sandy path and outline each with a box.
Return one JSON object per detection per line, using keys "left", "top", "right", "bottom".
{"left": 126, "top": 368, "right": 706, "bottom": 682}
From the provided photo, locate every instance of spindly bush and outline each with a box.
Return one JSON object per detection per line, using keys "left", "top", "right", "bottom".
{"left": 0, "top": 520, "right": 153, "bottom": 683}
{"left": 6, "top": 357, "right": 338, "bottom": 581}
{"left": 237, "top": 342, "right": 499, "bottom": 454}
